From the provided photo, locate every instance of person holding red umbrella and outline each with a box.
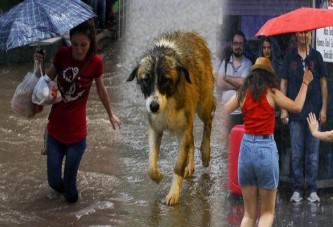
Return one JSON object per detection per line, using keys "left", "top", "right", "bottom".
{"left": 280, "top": 30, "right": 328, "bottom": 203}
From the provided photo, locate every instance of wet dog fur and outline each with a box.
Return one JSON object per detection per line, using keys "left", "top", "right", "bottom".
{"left": 127, "top": 31, "right": 215, "bottom": 205}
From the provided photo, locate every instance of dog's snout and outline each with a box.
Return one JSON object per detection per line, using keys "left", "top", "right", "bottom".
{"left": 150, "top": 101, "right": 160, "bottom": 113}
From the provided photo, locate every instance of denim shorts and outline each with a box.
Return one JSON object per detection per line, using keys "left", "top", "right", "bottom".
{"left": 238, "top": 134, "right": 279, "bottom": 189}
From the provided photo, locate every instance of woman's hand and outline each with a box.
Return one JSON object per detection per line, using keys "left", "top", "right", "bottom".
{"left": 307, "top": 112, "right": 319, "bottom": 135}
{"left": 109, "top": 114, "right": 121, "bottom": 130}
{"left": 33, "top": 50, "right": 45, "bottom": 64}
{"left": 33, "top": 50, "right": 46, "bottom": 77}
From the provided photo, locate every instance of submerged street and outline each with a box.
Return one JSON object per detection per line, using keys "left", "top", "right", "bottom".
{"left": 1, "top": 0, "right": 333, "bottom": 226}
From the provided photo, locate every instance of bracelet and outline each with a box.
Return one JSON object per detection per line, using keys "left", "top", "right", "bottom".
{"left": 302, "top": 81, "right": 308, "bottom": 86}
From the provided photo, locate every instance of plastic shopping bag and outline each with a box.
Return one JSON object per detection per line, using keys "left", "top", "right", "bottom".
{"left": 32, "top": 74, "right": 62, "bottom": 106}
{"left": 11, "top": 62, "right": 40, "bottom": 118}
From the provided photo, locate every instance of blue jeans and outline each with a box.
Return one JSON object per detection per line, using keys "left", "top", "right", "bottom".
{"left": 289, "top": 120, "right": 320, "bottom": 194}
{"left": 238, "top": 134, "right": 279, "bottom": 189}
{"left": 47, "top": 135, "right": 86, "bottom": 203}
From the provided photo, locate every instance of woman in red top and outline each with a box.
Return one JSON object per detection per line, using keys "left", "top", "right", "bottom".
{"left": 34, "top": 19, "right": 121, "bottom": 203}
{"left": 222, "top": 57, "right": 313, "bottom": 227}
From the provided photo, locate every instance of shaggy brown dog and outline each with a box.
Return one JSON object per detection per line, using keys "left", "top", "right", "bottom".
{"left": 127, "top": 31, "right": 215, "bottom": 205}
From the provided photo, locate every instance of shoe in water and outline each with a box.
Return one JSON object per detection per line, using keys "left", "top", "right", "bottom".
{"left": 307, "top": 192, "right": 320, "bottom": 203}
{"left": 290, "top": 191, "right": 303, "bottom": 203}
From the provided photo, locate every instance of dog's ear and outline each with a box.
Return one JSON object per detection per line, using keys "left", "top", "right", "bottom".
{"left": 127, "top": 66, "right": 139, "bottom": 82}
{"left": 177, "top": 64, "right": 191, "bottom": 84}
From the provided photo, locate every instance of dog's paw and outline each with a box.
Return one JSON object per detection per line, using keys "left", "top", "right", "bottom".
{"left": 148, "top": 168, "right": 163, "bottom": 184}
{"left": 201, "top": 156, "right": 210, "bottom": 167}
{"left": 165, "top": 192, "right": 180, "bottom": 206}
{"left": 184, "top": 166, "right": 194, "bottom": 178}
{"left": 200, "top": 145, "right": 211, "bottom": 167}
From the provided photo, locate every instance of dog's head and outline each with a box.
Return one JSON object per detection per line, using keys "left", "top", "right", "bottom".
{"left": 127, "top": 48, "right": 190, "bottom": 114}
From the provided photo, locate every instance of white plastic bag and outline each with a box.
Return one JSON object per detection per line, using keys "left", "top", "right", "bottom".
{"left": 32, "top": 73, "right": 62, "bottom": 106}
{"left": 11, "top": 61, "right": 40, "bottom": 118}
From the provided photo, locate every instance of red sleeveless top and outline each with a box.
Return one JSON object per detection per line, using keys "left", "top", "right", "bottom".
{"left": 242, "top": 90, "right": 275, "bottom": 135}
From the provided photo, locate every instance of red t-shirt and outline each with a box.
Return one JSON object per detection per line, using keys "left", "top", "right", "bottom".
{"left": 48, "top": 46, "right": 103, "bottom": 144}
{"left": 242, "top": 90, "right": 275, "bottom": 135}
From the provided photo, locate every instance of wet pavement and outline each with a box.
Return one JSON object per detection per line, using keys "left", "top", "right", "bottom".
{"left": 1, "top": 0, "right": 333, "bottom": 226}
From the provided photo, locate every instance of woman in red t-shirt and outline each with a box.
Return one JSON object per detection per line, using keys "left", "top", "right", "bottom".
{"left": 34, "top": 19, "right": 121, "bottom": 203}
{"left": 222, "top": 57, "right": 312, "bottom": 226}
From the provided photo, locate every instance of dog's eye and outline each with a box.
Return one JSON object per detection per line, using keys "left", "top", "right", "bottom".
{"left": 160, "top": 76, "right": 170, "bottom": 85}
{"left": 141, "top": 76, "right": 150, "bottom": 85}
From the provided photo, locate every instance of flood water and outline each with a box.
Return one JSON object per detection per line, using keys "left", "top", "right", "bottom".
{"left": 2, "top": 0, "right": 333, "bottom": 226}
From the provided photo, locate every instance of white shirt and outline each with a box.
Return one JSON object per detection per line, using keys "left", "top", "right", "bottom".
{"left": 218, "top": 55, "right": 252, "bottom": 114}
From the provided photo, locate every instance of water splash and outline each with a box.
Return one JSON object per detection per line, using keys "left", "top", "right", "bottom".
{"left": 74, "top": 201, "right": 115, "bottom": 220}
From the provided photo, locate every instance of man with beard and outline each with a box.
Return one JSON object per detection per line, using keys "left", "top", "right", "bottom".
{"left": 217, "top": 30, "right": 252, "bottom": 149}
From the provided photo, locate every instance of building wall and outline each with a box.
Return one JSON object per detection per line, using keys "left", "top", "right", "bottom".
{"left": 220, "top": 0, "right": 312, "bottom": 38}
{"left": 221, "top": 0, "right": 312, "bottom": 16}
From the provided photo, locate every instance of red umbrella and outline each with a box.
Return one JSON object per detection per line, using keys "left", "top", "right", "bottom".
{"left": 256, "top": 7, "right": 333, "bottom": 37}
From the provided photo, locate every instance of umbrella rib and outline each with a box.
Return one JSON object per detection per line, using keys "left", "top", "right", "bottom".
{"left": 256, "top": 7, "right": 333, "bottom": 37}
{"left": 34, "top": 1, "right": 64, "bottom": 37}
{"left": 0, "top": 0, "right": 96, "bottom": 50}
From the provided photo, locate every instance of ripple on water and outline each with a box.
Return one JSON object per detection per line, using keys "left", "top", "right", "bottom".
{"left": 135, "top": 200, "right": 148, "bottom": 206}
{"left": 74, "top": 201, "right": 115, "bottom": 220}
{"left": 121, "top": 157, "right": 147, "bottom": 171}
{"left": 112, "top": 192, "right": 134, "bottom": 203}
{"left": 79, "top": 171, "right": 122, "bottom": 192}
{"left": 124, "top": 140, "right": 147, "bottom": 152}
{"left": 0, "top": 209, "right": 43, "bottom": 225}
{"left": 125, "top": 176, "right": 144, "bottom": 184}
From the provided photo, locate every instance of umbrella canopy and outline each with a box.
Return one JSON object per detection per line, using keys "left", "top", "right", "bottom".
{"left": 256, "top": 7, "right": 333, "bottom": 37}
{"left": 0, "top": 0, "right": 96, "bottom": 50}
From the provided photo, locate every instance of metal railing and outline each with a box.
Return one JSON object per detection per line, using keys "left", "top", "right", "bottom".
{"left": 115, "top": 0, "right": 129, "bottom": 40}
